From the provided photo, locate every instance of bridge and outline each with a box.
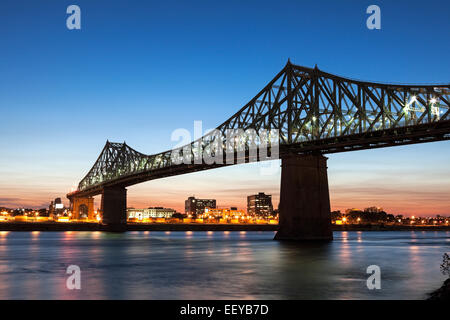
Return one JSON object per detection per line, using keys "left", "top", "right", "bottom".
{"left": 67, "top": 61, "right": 450, "bottom": 240}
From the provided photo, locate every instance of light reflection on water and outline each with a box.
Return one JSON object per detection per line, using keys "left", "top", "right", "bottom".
{"left": 0, "top": 231, "right": 448, "bottom": 299}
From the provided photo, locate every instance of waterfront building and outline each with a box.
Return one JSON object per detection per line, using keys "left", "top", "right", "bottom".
{"left": 127, "top": 207, "right": 177, "bottom": 220}
{"left": 185, "top": 196, "right": 216, "bottom": 215}
{"left": 49, "top": 197, "right": 65, "bottom": 218}
{"left": 203, "top": 207, "right": 246, "bottom": 219}
{"left": 247, "top": 192, "right": 273, "bottom": 217}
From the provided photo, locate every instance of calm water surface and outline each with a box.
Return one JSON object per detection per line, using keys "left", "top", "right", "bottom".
{"left": 0, "top": 230, "right": 448, "bottom": 299}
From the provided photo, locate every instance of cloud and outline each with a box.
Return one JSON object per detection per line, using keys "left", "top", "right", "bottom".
{"left": 0, "top": 197, "right": 21, "bottom": 203}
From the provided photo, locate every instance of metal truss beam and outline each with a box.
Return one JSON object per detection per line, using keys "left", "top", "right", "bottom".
{"left": 68, "top": 62, "right": 450, "bottom": 199}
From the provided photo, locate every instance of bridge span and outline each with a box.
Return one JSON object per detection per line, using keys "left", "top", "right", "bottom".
{"left": 67, "top": 61, "right": 450, "bottom": 240}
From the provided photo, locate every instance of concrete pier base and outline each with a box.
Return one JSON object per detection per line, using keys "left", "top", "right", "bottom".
{"left": 101, "top": 186, "right": 127, "bottom": 232}
{"left": 274, "top": 154, "right": 333, "bottom": 241}
{"left": 70, "top": 197, "right": 95, "bottom": 220}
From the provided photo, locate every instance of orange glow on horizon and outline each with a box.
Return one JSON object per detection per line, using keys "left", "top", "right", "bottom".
{"left": 2, "top": 156, "right": 450, "bottom": 218}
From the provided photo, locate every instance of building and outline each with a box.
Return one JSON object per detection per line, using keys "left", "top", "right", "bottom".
{"left": 127, "top": 207, "right": 176, "bottom": 220}
{"left": 247, "top": 192, "right": 273, "bottom": 217}
{"left": 49, "top": 197, "right": 65, "bottom": 218}
{"left": 203, "top": 207, "right": 246, "bottom": 219}
{"left": 185, "top": 196, "right": 216, "bottom": 216}
{"left": 364, "top": 206, "right": 384, "bottom": 213}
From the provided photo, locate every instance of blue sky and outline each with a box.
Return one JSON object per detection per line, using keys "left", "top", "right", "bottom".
{"left": 0, "top": 0, "right": 449, "bottom": 215}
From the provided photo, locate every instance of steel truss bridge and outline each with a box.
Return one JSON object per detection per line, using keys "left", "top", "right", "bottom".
{"left": 67, "top": 61, "right": 450, "bottom": 238}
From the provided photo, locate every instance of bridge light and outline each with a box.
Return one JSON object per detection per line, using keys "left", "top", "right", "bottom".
{"left": 430, "top": 97, "right": 437, "bottom": 104}
{"left": 411, "top": 96, "right": 417, "bottom": 102}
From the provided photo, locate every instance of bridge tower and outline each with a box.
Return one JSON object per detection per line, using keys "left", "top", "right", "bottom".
{"left": 274, "top": 62, "right": 333, "bottom": 241}
{"left": 71, "top": 197, "right": 95, "bottom": 220}
{"left": 275, "top": 153, "right": 333, "bottom": 241}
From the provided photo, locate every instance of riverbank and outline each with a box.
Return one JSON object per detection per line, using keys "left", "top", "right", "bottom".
{"left": 428, "top": 279, "right": 450, "bottom": 300}
{"left": 0, "top": 222, "right": 449, "bottom": 232}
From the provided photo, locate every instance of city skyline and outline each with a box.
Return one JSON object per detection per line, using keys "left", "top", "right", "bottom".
{"left": 1, "top": 1, "right": 450, "bottom": 216}
{"left": 4, "top": 171, "right": 450, "bottom": 217}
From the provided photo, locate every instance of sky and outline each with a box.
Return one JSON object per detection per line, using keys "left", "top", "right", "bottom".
{"left": 0, "top": 0, "right": 449, "bottom": 216}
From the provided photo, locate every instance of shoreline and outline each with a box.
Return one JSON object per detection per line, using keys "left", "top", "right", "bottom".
{"left": 428, "top": 279, "right": 450, "bottom": 300}
{"left": 0, "top": 222, "right": 449, "bottom": 232}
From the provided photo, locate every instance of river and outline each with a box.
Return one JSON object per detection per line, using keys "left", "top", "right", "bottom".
{"left": 0, "top": 230, "right": 448, "bottom": 299}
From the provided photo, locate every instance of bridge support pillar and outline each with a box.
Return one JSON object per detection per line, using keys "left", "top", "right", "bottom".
{"left": 274, "top": 154, "right": 333, "bottom": 241}
{"left": 101, "top": 186, "right": 127, "bottom": 231}
{"left": 70, "top": 197, "right": 95, "bottom": 220}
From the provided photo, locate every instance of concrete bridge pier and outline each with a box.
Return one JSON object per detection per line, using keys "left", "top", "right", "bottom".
{"left": 101, "top": 186, "right": 127, "bottom": 232}
{"left": 70, "top": 196, "right": 95, "bottom": 220}
{"left": 274, "top": 153, "right": 333, "bottom": 241}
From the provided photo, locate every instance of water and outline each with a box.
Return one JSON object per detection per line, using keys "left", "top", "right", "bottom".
{"left": 0, "top": 230, "right": 448, "bottom": 299}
